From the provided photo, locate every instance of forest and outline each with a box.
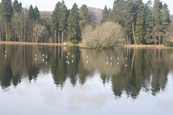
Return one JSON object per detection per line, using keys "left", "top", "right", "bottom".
{"left": 0, "top": 0, "right": 172, "bottom": 46}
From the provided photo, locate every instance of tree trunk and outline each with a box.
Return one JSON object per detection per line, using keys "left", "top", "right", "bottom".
{"left": 154, "top": 36, "right": 157, "bottom": 45}
{"left": 132, "top": 21, "right": 136, "bottom": 44}
{"left": 62, "top": 31, "right": 64, "bottom": 43}
{"left": 0, "top": 16, "right": 1, "bottom": 41}
{"left": 159, "top": 36, "right": 161, "bottom": 45}
{"left": 2, "top": 23, "right": 4, "bottom": 41}
{"left": 33, "top": 22, "right": 35, "bottom": 42}
{"left": 126, "top": 36, "right": 128, "bottom": 45}
{"left": 5, "top": 22, "right": 8, "bottom": 41}
{"left": 58, "top": 31, "right": 60, "bottom": 43}
{"left": 55, "top": 30, "right": 57, "bottom": 43}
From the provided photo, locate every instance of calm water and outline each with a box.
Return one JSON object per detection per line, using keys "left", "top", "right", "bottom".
{"left": 0, "top": 45, "right": 173, "bottom": 115}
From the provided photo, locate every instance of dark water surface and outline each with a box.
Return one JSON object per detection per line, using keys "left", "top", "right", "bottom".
{"left": 0, "top": 45, "right": 173, "bottom": 115}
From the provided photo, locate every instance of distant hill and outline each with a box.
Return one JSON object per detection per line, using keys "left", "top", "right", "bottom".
{"left": 39, "top": 6, "right": 102, "bottom": 24}
{"left": 40, "top": 11, "right": 52, "bottom": 25}
{"left": 88, "top": 6, "right": 102, "bottom": 21}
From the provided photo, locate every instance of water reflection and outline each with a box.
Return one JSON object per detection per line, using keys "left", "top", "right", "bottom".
{"left": 0, "top": 45, "right": 173, "bottom": 99}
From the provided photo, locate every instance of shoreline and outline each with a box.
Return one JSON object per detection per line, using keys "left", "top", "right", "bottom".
{"left": 0, "top": 41, "right": 81, "bottom": 47}
{"left": 0, "top": 41, "right": 173, "bottom": 49}
{"left": 122, "top": 45, "right": 173, "bottom": 49}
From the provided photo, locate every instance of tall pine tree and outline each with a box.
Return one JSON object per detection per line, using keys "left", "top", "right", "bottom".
{"left": 1, "top": 0, "right": 13, "bottom": 21}
{"left": 13, "top": 0, "right": 22, "bottom": 12}
{"left": 153, "top": 0, "right": 162, "bottom": 45}
{"left": 68, "top": 3, "right": 81, "bottom": 41}
{"left": 51, "top": 2, "right": 61, "bottom": 43}
{"left": 79, "top": 4, "right": 91, "bottom": 31}
{"left": 135, "top": 0, "right": 145, "bottom": 44}
{"left": 59, "top": 0, "right": 68, "bottom": 43}
{"left": 34, "top": 6, "right": 40, "bottom": 20}
{"left": 1, "top": 0, "right": 13, "bottom": 41}
{"left": 161, "top": 3, "right": 170, "bottom": 36}
{"left": 101, "top": 5, "right": 108, "bottom": 23}
{"left": 29, "top": 5, "right": 35, "bottom": 21}
{"left": 144, "top": 0, "right": 154, "bottom": 44}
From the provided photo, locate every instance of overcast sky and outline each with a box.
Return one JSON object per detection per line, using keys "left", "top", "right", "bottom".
{"left": 11, "top": 0, "right": 173, "bottom": 14}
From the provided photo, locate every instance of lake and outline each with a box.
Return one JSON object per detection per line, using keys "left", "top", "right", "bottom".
{"left": 0, "top": 44, "right": 173, "bottom": 115}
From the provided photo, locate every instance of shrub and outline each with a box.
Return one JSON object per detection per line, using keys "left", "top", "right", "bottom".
{"left": 82, "top": 22, "right": 125, "bottom": 48}
{"left": 72, "top": 40, "right": 79, "bottom": 44}
{"left": 164, "top": 41, "right": 173, "bottom": 47}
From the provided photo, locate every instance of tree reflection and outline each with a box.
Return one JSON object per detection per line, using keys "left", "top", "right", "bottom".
{"left": 0, "top": 45, "right": 172, "bottom": 98}
{"left": 0, "top": 45, "right": 50, "bottom": 87}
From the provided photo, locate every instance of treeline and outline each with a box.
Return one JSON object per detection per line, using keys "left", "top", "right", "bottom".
{"left": 101, "top": 0, "right": 171, "bottom": 45}
{"left": 0, "top": 0, "right": 50, "bottom": 42}
{"left": 0, "top": 0, "right": 171, "bottom": 45}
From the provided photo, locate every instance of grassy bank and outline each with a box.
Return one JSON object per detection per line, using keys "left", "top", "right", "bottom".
{"left": 1, "top": 41, "right": 173, "bottom": 49}
{"left": 0, "top": 41, "right": 82, "bottom": 47}
{"left": 122, "top": 45, "right": 173, "bottom": 49}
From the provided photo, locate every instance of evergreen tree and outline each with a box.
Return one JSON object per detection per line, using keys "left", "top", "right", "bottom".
{"left": 51, "top": 1, "right": 68, "bottom": 43}
{"left": 112, "top": 0, "right": 136, "bottom": 44}
{"left": 161, "top": 3, "right": 170, "bottom": 34}
{"left": 59, "top": 0, "right": 68, "bottom": 43}
{"left": 29, "top": 5, "right": 35, "bottom": 21}
{"left": 1, "top": 0, "right": 13, "bottom": 21}
{"left": 1, "top": 0, "right": 13, "bottom": 41}
{"left": 153, "top": 0, "right": 162, "bottom": 45}
{"left": 51, "top": 2, "right": 61, "bottom": 43}
{"left": 112, "top": 0, "right": 133, "bottom": 44}
{"left": 68, "top": 3, "right": 81, "bottom": 41}
{"left": 79, "top": 4, "right": 91, "bottom": 31}
{"left": 124, "top": 0, "right": 136, "bottom": 44}
{"left": 13, "top": 0, "right": 22, "bottom": 12}
{"left": 101, "top": 5, "right": 108, "bottom": 23}
{"left": 34, "top": 6, "right": 40, "bottom": 20}
{"left": 112, "top": 0, "right": 124, "bottom": 26}
{"left": 108, "top": 8, "right": 112, "bottom": 21}
{"left": 135, "top": 0, "right": 145, "bottom": 44}
{"left": 144, "top": 0, "right": 154, "bottom": 44}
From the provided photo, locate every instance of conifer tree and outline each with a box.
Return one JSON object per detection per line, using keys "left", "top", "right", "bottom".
{"left": 13, "top": 0, "right": 22, "bottom": 12}
{"left": 12, "top": 0, "right": 22, "bottom": 42}
{"left": 29, "top": 5, "right": 35, "bottom": 21}
{"left": 112, "top": 0, "right": 124, "bottom": 26}
{"left": 51, "top": 1, "right": 68, "bottom": 43}
{"left": 153, "top": 0, "right": 162, "bottom": 45}
{"left": 59, "top": 0, "right": 68, "bottom": 43}
{"left": 161, "top": 3, "right": 170, "bottom": 34}
{"left": 68, "top": 3, "right": 81, "bottom": 41}
{"left": 1, "top": 0, "right": 13, "bottom": 21}
{"left": 34, "top": 6, "right": 40, "bottom": 20}
{"left": 1, "top": 0, "right": 13, "bottom": 41}
{"left": 135, "top": 0, "right": 145, "bottom": 44}
{"left": 79, "top": 4, "right": 91, "bottom": 31}
{"left": 101, "top": 5, "right": 108, "bottom": 23}
{"left": 144, "top": 0, "right": 154, "bottom": 44}
{"left": 51, "top": 2, "right": 61, "bottom": 43}
{"left": 108, "top": 8, "right": 112, "bottom": 21}
{"left": 124, "top": 0, "right": 136, "bottom": 44}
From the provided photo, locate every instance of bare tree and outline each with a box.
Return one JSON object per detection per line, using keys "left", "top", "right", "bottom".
{"left": 82, "top": 22, "right": 125, "bottom": 48}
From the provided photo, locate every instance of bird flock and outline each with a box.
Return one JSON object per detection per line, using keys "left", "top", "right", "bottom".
{"left": 105, "top": 56, "right": 128, "bottom": 67}
{"left": 35, "top": 53, "right": 48, "bottom": 65}
{"left": 3, "top": 49, "right": 128, "bottom": 67}
{"left": 66, "top": 52, "right": 74, "bottom": 64}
